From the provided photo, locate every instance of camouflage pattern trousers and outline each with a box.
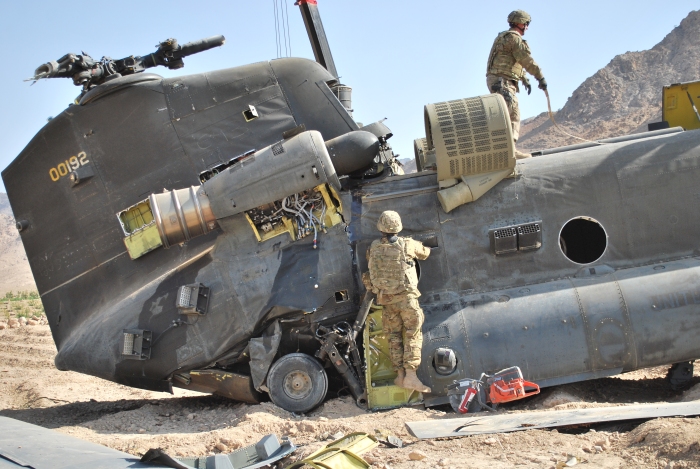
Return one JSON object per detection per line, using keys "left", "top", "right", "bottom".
{"left": 487, "top": 75, "right": 520, "bottom": 141}
{"left": 381, "top": 295, "right": 424, "bottom": 371}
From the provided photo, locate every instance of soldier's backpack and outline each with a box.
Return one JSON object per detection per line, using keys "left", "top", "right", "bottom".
{"left": 368, "top": 237, "right": 418, "bottom": 294}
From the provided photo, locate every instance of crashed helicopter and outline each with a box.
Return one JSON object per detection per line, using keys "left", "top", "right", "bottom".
{"left": 4, "top": 1, "right": 700, "bottom": 413}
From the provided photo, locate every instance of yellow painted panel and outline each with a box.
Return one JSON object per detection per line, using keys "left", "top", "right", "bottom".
{"left": 123, "top": 224, "right": 163, "bottom": 259}
{"left": 118, "top": 200, "right": 154, "bottom": 234}
{"left": 364, "top": 306, "right": 423, "bottom": 410}
{"left": 663, "top": 81, "right": 700, "bottom": 130}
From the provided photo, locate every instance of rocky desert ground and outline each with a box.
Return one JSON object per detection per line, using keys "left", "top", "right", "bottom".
{"left": 1, "top": 304, "right": 700, "bottom": 468}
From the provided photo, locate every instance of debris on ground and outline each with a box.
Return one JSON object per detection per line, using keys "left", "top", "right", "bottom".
{"left": 1, "top": 324, "right": 700, "bottom": 468}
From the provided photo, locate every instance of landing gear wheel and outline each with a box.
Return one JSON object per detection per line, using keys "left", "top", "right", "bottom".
{"left": 267, "top": 353, "right": 328, "bottom": 413}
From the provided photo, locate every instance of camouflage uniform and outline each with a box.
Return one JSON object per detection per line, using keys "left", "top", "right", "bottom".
{"left": 486, "top": 30, "right": 543, "bottom": 141}
{"left": 367, "top": 236, "right": 430, "bottom": 371}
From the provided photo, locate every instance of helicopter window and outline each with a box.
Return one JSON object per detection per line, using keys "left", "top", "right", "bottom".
{"left": 559, "top": 217, "right": 607, "bottom": 264}
{"left": 335, "top": 290, "right": 349, "bottom": 303}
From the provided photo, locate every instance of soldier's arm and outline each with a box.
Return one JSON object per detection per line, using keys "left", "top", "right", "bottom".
{"left": 510, "top": 35, "right": 544, "bottom": 80}
{"left": 406, "top": 239, "right": 430, "bottom": 260}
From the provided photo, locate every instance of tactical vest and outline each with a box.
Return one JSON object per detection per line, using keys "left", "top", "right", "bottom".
{"left": 368, "top": 237, "right": 419, "bottom": 295}
{"left": 486, "top": 31, "right": 527, "bottom": 80}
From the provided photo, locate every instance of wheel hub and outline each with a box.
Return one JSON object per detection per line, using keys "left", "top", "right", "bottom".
{"left": 283, "top": 370, "right": 313, "bottom": 400}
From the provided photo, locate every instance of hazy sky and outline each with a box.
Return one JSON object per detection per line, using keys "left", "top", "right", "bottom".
{"left": 0, "top": 1, "right": 697, "bottom": 193}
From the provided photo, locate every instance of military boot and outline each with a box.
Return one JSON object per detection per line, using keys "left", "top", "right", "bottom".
{"left": 403, "top": 368, "right": 431, "bottom": 393}
{"left": 515, "top": 149, "right": 532, "bottom": 159}
{"left": 394, "top": 368, "right": 405, "bottom": 387}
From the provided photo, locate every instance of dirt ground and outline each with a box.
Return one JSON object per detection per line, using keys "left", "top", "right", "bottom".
{"left": 1, "top": 324, "right": 700, "bottom": 469}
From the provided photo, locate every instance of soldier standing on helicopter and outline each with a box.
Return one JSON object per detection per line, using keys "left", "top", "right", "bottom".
{"left": 365, "top": 211, "right": 432, "bottom": 393}
{"left": 486, "top": 9, "right": 547, "bottom": 159}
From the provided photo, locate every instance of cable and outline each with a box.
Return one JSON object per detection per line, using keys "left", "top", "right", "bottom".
{"left": 284, "top": 0, "right": 292, "bottom": 56}
{"left": 273, "top": 0, "right": 280, "bottom": 58}
{"left": 280, "top": 0, "right": 288, "bottom": 57}
{"left": 544, "top": 89, "right": 602, "bottom": 145}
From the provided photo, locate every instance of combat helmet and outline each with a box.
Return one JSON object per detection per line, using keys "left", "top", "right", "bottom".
{"left": 507, "top": 10, "right": 531, "bottom": 25}
{"left": 377, "top": 211, "right": 402, "bottom": 234}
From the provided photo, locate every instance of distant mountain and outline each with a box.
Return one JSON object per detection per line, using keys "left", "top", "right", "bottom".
{"left": 520, "top": 10, "right": 700, "bottom": 151}
{"left": 398, "top": 157, "right": 417, "bottom": 173}
{"left": 0, "top": 193, "right": 36, "bottom": 294}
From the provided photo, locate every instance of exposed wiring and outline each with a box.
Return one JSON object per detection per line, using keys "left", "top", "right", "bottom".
{"left": 248, "top": 188, "right": 326, "bottom": 247}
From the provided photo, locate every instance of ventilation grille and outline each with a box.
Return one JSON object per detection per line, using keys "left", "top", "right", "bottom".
{"left": 271, "top": 142, "right": 285, "bottom": 156}
{"left": 494, "top": 227, "right": 517, "bottom": 239}
{"left": 425, "top": 94, "right": 514, "bottom": 182}
{"left": 178, "top": 287, "right": 192, "bottom": 308}
{"left": 489, "top": 221, "right": 543, "bottom": 255}
{"left": 491, "top": 227, "right": 517, "bottom": 254}
{"left": 518, "top": 223, "right": 542, "bottom": 251}
{"left": 518, "top": 224, "right": 541, "bottom": 235}
{"left": 122, "top": 333, "right": 135, "bottom": 355}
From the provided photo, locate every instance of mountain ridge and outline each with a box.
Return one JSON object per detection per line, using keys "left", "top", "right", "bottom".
{"left": 519, "top": 9, "right": 700, "bottom": 150}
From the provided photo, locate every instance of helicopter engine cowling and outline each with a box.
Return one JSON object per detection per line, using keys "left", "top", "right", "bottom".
{"left": 149, "top": 130, "right": 341, "bottom": 247}
{"left": 324, "top": 130, "right": 379, "bottom": 175}
{"left": 203, "top": 129, "right": 341, "bottom": 220}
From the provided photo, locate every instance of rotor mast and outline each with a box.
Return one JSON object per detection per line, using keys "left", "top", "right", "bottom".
{"left": 295, "top": 0, "right": 338, "bottom": 78}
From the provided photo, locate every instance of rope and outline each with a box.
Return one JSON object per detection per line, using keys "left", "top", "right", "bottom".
{"left": 273, "top": 0, "right": 292, "bottom": 58}
{"left": 544, "top": 89, "right": 602, "bottom": 145}
{"left": 273, "top": 0, "right": 281, "bottom": 58}
{"left": 283, "top": 0, "right": 292, "bottom": 56}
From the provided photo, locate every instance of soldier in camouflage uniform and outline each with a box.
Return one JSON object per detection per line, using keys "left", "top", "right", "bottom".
{"left": 486, "top": 10, "right": 547, "bottom": 159}
{"left": 364, "top": 211, "right": 431, "bottom": 393}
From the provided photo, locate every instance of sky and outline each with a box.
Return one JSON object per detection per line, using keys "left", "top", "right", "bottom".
{"left": 0, "top": 1, "right": 697, "bottom": 193}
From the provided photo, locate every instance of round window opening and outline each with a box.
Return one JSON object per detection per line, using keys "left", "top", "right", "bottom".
{"left": 559, "top": 217, "right": 608, "bottom": 264}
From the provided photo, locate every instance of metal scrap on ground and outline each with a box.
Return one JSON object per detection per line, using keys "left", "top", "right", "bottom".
{"left": 405, "top": 401, "right": 700, "bottom": 439}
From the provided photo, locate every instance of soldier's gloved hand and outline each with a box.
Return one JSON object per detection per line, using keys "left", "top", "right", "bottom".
{"left": 537, "top": 77, "right": 548, "bottom": 91}
{"left": 522, "top": 76, "right": 531, "bottom": 95}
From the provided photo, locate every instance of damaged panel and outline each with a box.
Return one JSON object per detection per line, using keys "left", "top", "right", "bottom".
{"left": 406, "top": 401, "right": 700, "bottom": 438}
{"left": 172, "top": 86, "right": 297, "bottom": 171}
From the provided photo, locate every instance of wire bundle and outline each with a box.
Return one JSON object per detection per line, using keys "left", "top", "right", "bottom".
{"left": 281, "top": 190, "right": 327, "bottom": 248}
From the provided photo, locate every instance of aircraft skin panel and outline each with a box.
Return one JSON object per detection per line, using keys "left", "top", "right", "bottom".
{"left": 615, "top": 258, "right": 700, "bottom": 367}
{"left": 350, "top": 131, "right": 700, "bottom": 393}
{"left": 169, "top": 77, "right": 297, "bottom": 169}
{"left": 0, "top": 416, "right": 169, "bottom": 469}
{"left": 270, "top": 58, "right": 360, "bottom": 140}
{"left": 414, "top": 258, "right": 700, "bottom": 394}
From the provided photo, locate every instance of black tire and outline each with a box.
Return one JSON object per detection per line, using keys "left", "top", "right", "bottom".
{"left": 267, "top": 353, "right": 328, "bottom": 413}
